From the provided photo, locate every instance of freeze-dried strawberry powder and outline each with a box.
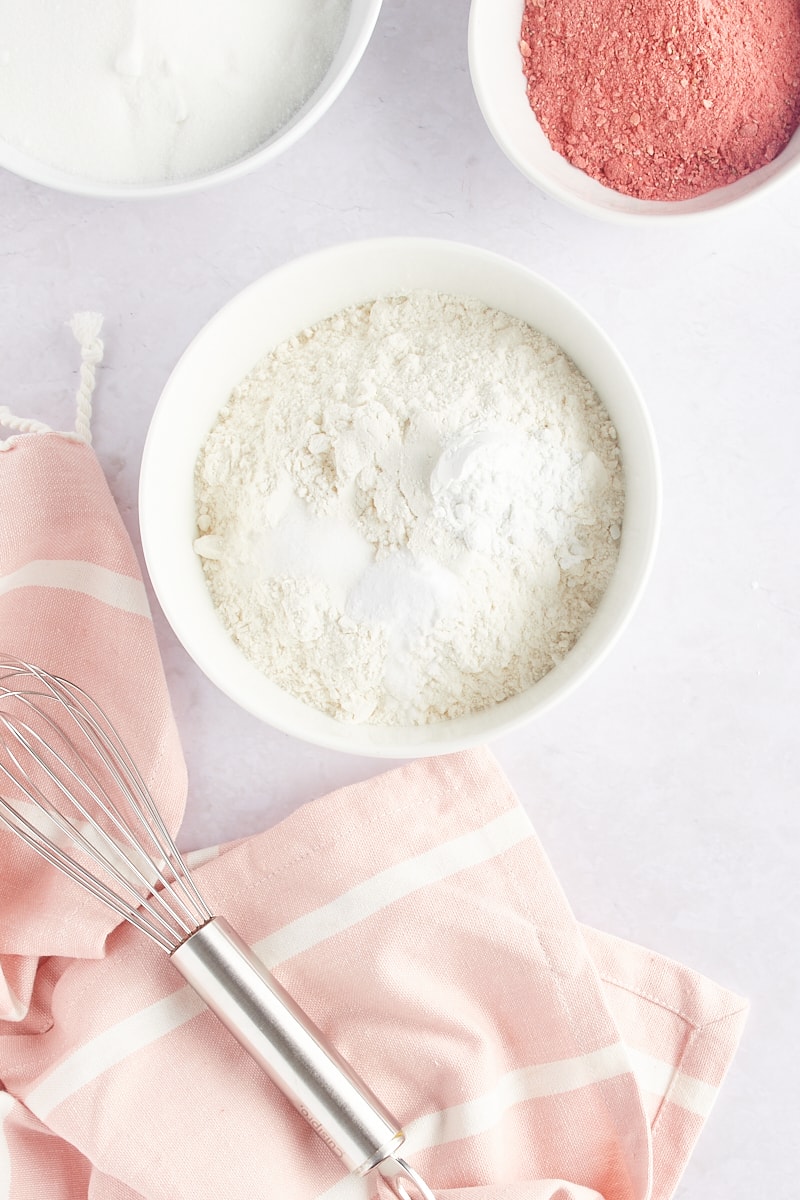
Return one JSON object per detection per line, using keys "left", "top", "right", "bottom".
{"left": 520, "top": 0, "right": 800, "bottom": 201}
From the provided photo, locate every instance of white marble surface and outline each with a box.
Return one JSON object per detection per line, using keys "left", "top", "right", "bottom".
{"left": 1, "top": 1, "right": 798, "bottom": 1196}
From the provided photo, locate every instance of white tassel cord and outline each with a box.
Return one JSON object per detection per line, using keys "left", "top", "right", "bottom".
{"left": 69, "top": 311, "right": 104, "bottom": 446}
{"left": 0, "top": 313, "right": 104, "bottom": 451}
{"left": 0, "top": 408, "right": 52, "bottom": 439}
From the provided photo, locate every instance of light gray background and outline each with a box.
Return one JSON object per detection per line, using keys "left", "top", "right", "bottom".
{"left": 1, "top": 1, "right": 797, "bottom": 1196}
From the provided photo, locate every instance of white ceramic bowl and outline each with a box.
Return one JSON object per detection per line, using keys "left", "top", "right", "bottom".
{"left": 469, "top": 0, "right": 800, "bottom": 223}
{"left": 0, "top": 0, "right": 382, "bottom": 199}
{"left": 140, "top": 238, "right": 661, "bottom": 756}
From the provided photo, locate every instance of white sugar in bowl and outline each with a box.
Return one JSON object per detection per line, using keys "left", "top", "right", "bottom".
{"left": 0, "top": 0, "right": 383, "bottom": 198}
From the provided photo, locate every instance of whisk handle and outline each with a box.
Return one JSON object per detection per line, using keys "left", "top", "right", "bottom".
{"left": 170, "top": 917, "right": 405, "bottom": 1176}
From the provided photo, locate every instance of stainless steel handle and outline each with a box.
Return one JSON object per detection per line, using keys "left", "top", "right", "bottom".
{"left": 170, "top": 917, "right": 405, "bottom": 1175}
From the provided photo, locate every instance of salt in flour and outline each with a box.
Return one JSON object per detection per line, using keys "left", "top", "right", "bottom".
{"left": 194, "top": 292, "right": 625, "bottom": 725}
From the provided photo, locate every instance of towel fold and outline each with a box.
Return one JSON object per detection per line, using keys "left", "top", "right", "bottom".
{"left": 0, "top": 350, "right": 746, "bottom": 1200}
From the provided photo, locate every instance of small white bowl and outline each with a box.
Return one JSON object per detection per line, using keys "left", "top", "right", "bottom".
{"left": 469, "top": 0, "right": 800, "bottom": 223}
{"left": 0, "top": 0, "right": 382, "bottom": 199}
{"left": 139, "top": 238, "right": 661, "bottom": 757}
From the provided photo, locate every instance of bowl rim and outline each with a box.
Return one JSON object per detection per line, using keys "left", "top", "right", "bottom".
{"left": 139, "top": 236, "right": 662, "bottom": 756}
{"left": 467, "top": 0, "right": 800, "bottom": 225}
{"left": 0, "top": 0, "right": 384, "bottom": 199}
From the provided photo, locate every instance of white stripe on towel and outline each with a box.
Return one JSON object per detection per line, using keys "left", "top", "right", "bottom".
{"left": 255, "top": 805, "right": 534, "bottom": 968}
{"left": 626, "top": 1046, "right": 718, "bottom": 1118}
{"left": 315, "top": 1044, "right": 636, "bottom": 1200}
{"left": 24, "top": 989, "right": 206, "bottom": 1119}
{"left": 314, "top": 1045, "right": 720, "bottom": 1200}
{"left": 0, "top": 979, "right": 27, "bottom": 1023}
{"left": 0, "top": 560, "right": 150, "bottom": 618}
{"left": 406, "top": 1044, "right": 635, "bottom": 1148}
{"left": 24, "top": 806, "right": 534, "bottom": 1119}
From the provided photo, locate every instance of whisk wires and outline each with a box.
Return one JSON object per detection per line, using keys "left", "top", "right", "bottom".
{"left": 0, "top": 657, "right": 212, "bottom": 953}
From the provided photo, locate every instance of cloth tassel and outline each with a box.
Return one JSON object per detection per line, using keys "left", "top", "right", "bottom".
{"left": 0, "top": 312, "right": 104, "bottom": 451}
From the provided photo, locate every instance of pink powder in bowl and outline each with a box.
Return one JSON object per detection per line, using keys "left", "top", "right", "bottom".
{"left": 520, "top": 0, "right": 800, "bottom": 201}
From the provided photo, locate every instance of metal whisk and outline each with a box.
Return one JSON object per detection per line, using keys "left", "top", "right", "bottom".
{"left": 0, "top": 656, "right": 435, "bottom": 1200}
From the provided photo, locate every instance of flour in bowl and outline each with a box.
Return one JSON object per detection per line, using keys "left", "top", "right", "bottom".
{"left": 194, "top": 292, "right": 625, "bottom": 725}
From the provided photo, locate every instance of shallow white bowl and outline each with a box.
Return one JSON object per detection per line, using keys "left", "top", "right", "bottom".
{"left": 469, "top": 0, "right": 800, "bottom": 224}
{"left": 139, "top": 238, "right": 661, "bottom": 756}
{"left": 0, "top": 0, "right": 382, "bottom": 199}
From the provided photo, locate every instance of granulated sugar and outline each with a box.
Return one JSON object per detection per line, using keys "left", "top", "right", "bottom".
{"left": 195, "top": 292, "right": 625, "bottom": 726}
{"left": 0, "top": 0, "right": 350, "bottom": 184}
{"left": 520, "top": 0, "right": 800, "bottom": 200}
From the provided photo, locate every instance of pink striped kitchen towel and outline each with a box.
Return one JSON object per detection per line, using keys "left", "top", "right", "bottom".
{"left": 0, "top": 320, "right": 747, "bottom": 1200}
